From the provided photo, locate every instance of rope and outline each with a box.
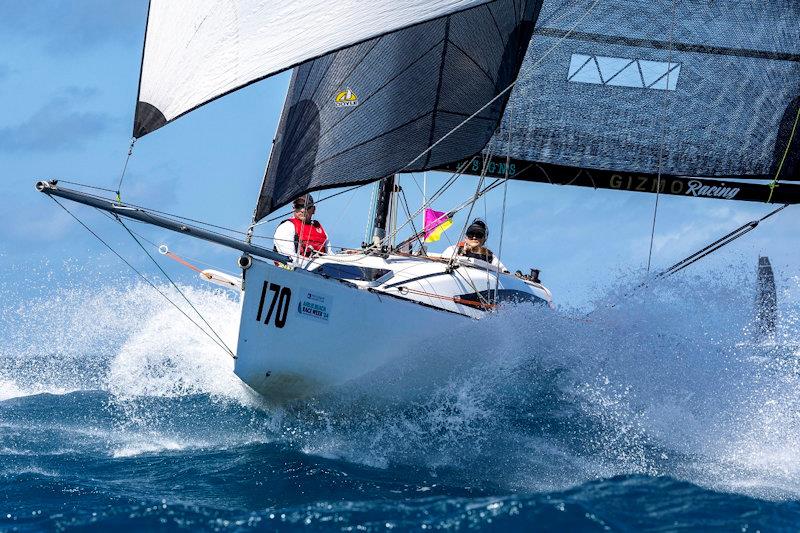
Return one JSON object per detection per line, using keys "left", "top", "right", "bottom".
{"left": 382, "top": 158, "right": 473, "bottom": 245}
{"left": 115, "top": 138, "right": 136, "bottom": 202}
{"left": 50, "top": 196, "right": 236, "bottom": 357}
{"left": 392, "top": 177, "right": 508, "bottom": 252}
{"left": 394, "top": 286, "right": 494, "bottom": 311}
{"left": 163, "top": 249, "right": 204, "bottom": 274}
{"left": 646, "top": 0, "right": 678, "bottom": 273}
{"left": 767, "top": 106, "right": 800, "bottom": 203}
{"left": 398, "top": 187, "right": 423, "bottom": 252}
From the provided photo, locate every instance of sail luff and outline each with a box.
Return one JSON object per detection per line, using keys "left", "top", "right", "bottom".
{"left": 133, "top": 0, "right": 498, "bottom": 138}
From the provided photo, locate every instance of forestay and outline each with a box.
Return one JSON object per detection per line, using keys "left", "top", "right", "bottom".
{"left": 480, "top": 0, "right": 800, "bottom": 187}
{"left": 133, "top": 0, "right": 495, "bottom": 137}
{"left": 256, "top": 0, "right": 541, "bottom": 219}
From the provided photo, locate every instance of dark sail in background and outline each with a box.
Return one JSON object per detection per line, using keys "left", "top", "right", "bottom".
{"left": 477, "top": 0, "right": 799, "bottom": 190}
{"left": 255, "top": 0, "right": 541, "bottom": 220}
{"left": 755, "top": 256, "right": 777, "bottom": 340}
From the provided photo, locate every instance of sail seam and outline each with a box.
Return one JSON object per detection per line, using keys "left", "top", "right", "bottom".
{"left": 486, "top": 4, "right": 504, "bottom": 41}
{"left": 534, "top": 27, "right": 800, "bottom": 62}
{"left": 448, "top": 41, "right": 497, "bottom": 84}
{"left": 315, "top": 113, "right": 435, "bottom": 168}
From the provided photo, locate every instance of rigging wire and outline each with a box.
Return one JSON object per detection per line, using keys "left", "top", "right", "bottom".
{"left": 645, "top": 0, "right": 678, "bottom": 273}
{"left": 49, "top": 196, "right": 236, "bottom": 358}
{"left": 114, "top": 216, "right": 235, "bottom": 357}
{"left": 57, "top": 180, "right": 119, "bottom": 195}
{"left": 51, "top": 182, "right": 255, "bottom": 238}
{"left": 115, "top": 138, "right": 137, "bottom": 202}
{"left": 443, "top": 149, "right": 496, "bottom": 309}
{"left": 494, "top": 101, "right": 515, "bottom": 305}
{"left": 95, "top": 209, "right": 239, "bottom": 277}
{"left": 654, "top": 203, "right": 789, "bottom": 278}
{"left": 383, "top": 158, "right": 474, "bottom": 244}
{"left": 449, "top": 146, "right": 494, "bottom": 266}
{"left": 397, "top": 187, "right": 423, "bottom": 252}
{"left": 587, "top": 203, "right": 791, "bottom": 317}
{"left": 260, "top": 183, "right": 369, "bottom": 225}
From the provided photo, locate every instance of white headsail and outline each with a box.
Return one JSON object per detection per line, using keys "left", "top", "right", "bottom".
{"left": 134, "top": 0, "right": 495, "bottom": 137}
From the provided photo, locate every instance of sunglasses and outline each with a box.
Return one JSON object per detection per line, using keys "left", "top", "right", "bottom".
{"left": 466, "top": 232, "right": 485, "bottom": 239}
{"left": 294, "top": 204, "right": 314, "bottom": 210}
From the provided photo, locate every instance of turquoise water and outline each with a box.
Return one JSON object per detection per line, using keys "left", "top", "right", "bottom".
{"left": 2, "top": 268, "right": 799, "bottom": 531}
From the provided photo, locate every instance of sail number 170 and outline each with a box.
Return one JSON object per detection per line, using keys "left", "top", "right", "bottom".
{"left": 255, "top": 281, "right": 291, "bottom": 328}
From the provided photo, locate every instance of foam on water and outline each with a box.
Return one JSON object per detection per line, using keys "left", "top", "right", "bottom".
{"left": 2, "top": 264, "right": 800, "bottom": 503}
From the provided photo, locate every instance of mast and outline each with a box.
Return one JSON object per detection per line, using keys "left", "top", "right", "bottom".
{"left": 370, "top": 174, "right": 397, "bottom": 248}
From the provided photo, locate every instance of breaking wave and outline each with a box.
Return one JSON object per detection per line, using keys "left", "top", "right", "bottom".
{"left": 2, "top": 262, "right": 800, "bottom": 505}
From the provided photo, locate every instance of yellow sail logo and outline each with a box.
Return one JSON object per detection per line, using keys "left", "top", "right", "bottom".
{"left": 334, "top": 88, "right": 358, "bottom": 107}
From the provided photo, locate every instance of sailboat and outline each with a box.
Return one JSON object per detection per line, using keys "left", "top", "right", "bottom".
{"left": 36, "top": 0, "right": 798, "bottom": 401}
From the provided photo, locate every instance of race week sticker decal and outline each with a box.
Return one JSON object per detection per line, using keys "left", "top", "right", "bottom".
{"left": 297, "top": 290, "right": 331, "bottom": 323}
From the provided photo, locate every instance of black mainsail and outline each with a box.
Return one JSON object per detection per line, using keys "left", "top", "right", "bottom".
{"left": 255, "top": 0, "right": 541, "bottom": 220}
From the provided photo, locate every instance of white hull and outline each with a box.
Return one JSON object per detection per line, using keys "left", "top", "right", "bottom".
{"left": 234, "top": 253, "right": 551, "bottom": 401}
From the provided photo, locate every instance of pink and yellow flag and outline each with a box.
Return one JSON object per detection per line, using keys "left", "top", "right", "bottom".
{"left": 423, "top": 208, "right": 453, "bottom": 243}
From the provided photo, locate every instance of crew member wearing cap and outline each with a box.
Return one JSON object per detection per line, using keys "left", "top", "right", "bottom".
{"left": 273, "top": 194, "right": 330, "bottom": 261}
{"left": 442, "top": 219, "right": 508, "bottom": 272}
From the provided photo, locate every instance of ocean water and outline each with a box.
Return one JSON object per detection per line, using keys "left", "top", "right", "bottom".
{"left": 2, "top": 266, "right": 800, "bottom": 531}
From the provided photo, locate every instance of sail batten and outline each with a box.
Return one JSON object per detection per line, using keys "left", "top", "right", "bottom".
{"left": 133, "top": 0, "right": 498, "bottom": 138}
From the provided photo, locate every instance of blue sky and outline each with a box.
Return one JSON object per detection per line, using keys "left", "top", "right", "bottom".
{"left": 1, "top": 2, "right": 797, "bottom": 308}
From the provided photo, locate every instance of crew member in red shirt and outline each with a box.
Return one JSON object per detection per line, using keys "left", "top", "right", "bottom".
{"left": 273, "top": 195, "right": 330, "bottom": 261}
